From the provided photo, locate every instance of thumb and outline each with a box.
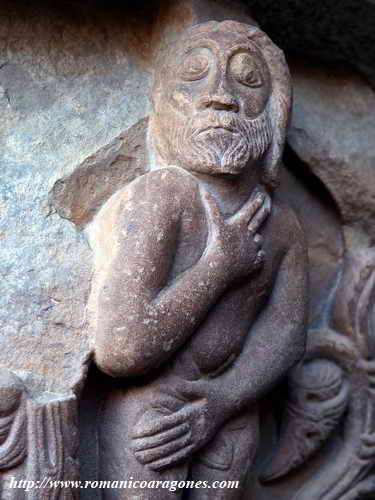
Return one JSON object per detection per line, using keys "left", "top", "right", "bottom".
{"left": 175, "top": 379, "right": 207, "bottom": 400}
{"left": 228, "top": 187, "right": 266, "bottom": 226}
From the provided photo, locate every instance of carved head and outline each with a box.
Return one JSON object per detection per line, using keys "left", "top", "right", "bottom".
{"left": 150, "top": 21, "right": 291, "bottom": 187}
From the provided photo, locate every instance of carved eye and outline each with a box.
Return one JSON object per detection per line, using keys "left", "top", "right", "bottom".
{"left": 179, "top": 52, "right": 209, "bottom": 81}
{"left": 229, "top": 52, "right": 263, "bottom": 88}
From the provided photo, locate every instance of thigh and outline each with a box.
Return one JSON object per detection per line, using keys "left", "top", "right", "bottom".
{"left": 99, "top": 385, "right": 189, "bottom": 500}
{"left": 188, "top": 406, "right": 259, "bottom": 500}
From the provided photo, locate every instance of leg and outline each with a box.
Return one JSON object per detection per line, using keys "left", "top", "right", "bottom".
{"left": 99, "top": 385, "right": 190, "bottom": 500}
{"left": 188, "top": 406, "right": 259, "bottom": 500}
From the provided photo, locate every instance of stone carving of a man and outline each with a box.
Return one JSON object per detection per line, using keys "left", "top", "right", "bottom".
{"left": 90, "top": 20, "right": 308, "bottom": 499}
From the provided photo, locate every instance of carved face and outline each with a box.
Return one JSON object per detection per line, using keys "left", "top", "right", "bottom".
{"left": 151, "top": 27, "right": 273, "bottom": 175}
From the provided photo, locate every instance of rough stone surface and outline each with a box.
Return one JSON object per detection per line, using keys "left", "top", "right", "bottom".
{"left": 1, "top": 0, "right": 374, "bottom": 498}
{"left": 50, "top": 118, "right": 148, "bottom": 228}
{"left": 248, "top": 57, "right": 375, "bottom": 500}
{"left": 0, "top": 1, "right": 151, "bottom": 394}
{"left": 279, "top": 159, "right": 343, "bottom": 330}
{"left": 88, "top": 19, "right": 308, "bottom": 499}
{"left": 250, "top": 0, "right": 375, "bottom": 88}
{"left": 288, "top": 60, "right": 375, "bottom": 243}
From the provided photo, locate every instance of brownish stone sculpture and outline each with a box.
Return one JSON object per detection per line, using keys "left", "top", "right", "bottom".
{"left": 0, "top": 369, "right": 27, "bottom": 499}
{"left": 89, "top": 20, "right": 308, "bottom": 499}
{"left": 0, "top": 368, "right": 79, "bottom": 499}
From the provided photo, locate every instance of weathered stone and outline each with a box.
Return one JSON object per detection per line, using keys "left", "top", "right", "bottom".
{"left": 288, "top": 60, "right": 375, "bottom": 243}
{"left": 50, "top": 118, "right": 148, "bottom": 228}
{"left": 250, "top": 0, "right": 375, "bottom": 88}
{"left": 1, "top": 0, "right": 374, "bottom": 498}
{"left": 89, "top": 19, "right": 308, "bottom": 499}
{"left": 0, "top": 367, "right": 79, "bottom": 499}
{"left": 0, "top": 2, "right": 158, "bottom": 494}
{"left": 250, "top": 58, "right": 375, "bottom": 500}
{"left": 0, "top": 0, "right": 151, "bottom": 394}
{"left": 279, "top": 160, "right": 344, "bottom": 329}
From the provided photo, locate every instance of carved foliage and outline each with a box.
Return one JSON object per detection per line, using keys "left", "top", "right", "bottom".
{"left": 0, "top": 370, "right": 28, "bottom": 472}
{"left": 261, "top": 255, "right": 375, "bottom": 500}
{"left": 261, "top": 359, "right": 349, "bottom": 482}
{"left": 0, "top": 368, "right": 78, "bottom": 499}
{"left": 26, "top": 397, "right": 79, "bottom": 500}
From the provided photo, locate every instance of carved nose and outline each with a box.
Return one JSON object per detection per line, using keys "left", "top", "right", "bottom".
{"left": 197, "top": 93, "right": 239, "bottom": 113}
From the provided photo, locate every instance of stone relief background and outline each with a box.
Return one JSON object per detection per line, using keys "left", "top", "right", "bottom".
{"left": 0, "top": 0, "right": 151, "bottom": 394}
{"left": 1, "top": 0, "right": 374, "bottom": 498}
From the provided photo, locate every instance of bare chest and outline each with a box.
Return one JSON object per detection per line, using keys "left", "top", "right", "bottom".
{"left": 167, "top": 199, "right": 277, "bottom": 379}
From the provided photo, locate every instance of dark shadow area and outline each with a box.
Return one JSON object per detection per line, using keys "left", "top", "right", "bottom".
{"left": 250, "top": 0, "right": 375, "bottom": 88}
{"left": 283, "top": 143, "right": 341, "bottom": 217}
{"left": 279, "top": 143, "right": 344, "bottom": 329}
{"left": 10, "top": 0, "right": 375, "bottom": 88}
{"left": 79, "top": 364, "right": 111, "bottom": 499}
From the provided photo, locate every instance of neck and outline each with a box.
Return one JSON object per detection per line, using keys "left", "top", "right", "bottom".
{"left": 150, "top": 141, "right": 264, "bottom": 216}
{"left": 192, "top": 164, "right": 262, "bottom": 216}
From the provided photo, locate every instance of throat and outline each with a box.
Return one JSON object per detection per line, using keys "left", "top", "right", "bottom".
{"left": 193, "top": 167, "right": 262, "bottom": 217}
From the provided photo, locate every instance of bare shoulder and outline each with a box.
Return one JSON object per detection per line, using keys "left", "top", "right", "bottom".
{"left": 90, "top": 167, "right": 198, "bottom": 249}
{"left": 113, "top": 166, "right": 200, "bottom": 216}
{"left": 268, "top": 194, "right": 306, "bottom": 255}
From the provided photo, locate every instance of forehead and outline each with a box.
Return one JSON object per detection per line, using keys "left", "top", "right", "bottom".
{"left": 177, "top": 29, "right": 265, "bottom": 58}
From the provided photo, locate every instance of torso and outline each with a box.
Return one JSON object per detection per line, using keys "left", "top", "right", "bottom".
{"left": 147, "top": 168, "right": 288, "bottom": 380}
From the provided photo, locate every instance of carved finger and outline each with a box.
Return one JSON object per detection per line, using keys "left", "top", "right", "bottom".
{"left": 131, "top": 422, "right": 190, "bottom": 451}
{"left": 254, "top": 250, "right": 265, "bottom": 267}
{"left": 229, "top": 189, "right": 265, "bottom": 226}
{"left": 135, "top": 432, "right": 192, "bottom": 465}
{"left": 363, "top": 398, "right": 375, "bottom": 435}
{"left": 248, "top": 195, "right": 271, "bottom": 234}
{"left": 359, "top": 437, "right": 375, "bottom": 459}
{"left": 253, "top": 233, "right": 263, "bottom": 246}
{"left": 132, "top": 410, "right": 186, "bottom": 438}
{"left": 361, "top": 432, "right": 375, "bottom": 446}
{"left": 147, "top": 444, "right": 196, "bottom": 471}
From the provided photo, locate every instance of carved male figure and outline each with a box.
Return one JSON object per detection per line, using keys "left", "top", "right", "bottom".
{"left": 90, "top": 20, "right": 308, "bottom": 499}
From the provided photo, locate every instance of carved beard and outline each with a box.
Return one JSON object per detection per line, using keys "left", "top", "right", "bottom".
{"left": 171, "top": 109, "right": 273, "bottom": 175}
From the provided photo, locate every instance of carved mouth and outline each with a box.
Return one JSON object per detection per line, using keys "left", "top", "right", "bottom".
{"left": 197, "top": 126, "right": 236, "bottom": 135}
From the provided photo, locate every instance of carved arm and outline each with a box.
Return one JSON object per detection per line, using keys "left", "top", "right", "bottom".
{"left": 93, "top": 174, "right": 231, "bottom": 378}
{"left": 129, "top": 233, "right": 308, "bottom": 470}
{"left": 212, "top": 235, "right": 308, "bottom": 417}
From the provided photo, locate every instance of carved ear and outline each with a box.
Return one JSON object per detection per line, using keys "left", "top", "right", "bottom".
{"left": 250, "top": 30, "right": 292, "bottom": 189}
